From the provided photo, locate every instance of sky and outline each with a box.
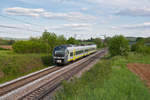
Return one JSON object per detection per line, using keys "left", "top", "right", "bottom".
{"left": 0, "top": 0, "right": 150, "bottom": 39}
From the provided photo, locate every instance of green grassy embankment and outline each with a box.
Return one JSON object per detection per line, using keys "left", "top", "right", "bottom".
{"left": 0, "top": 50, "right": 52, "bottom": 84}
{"left": 55, "top": 53, "right": 150, "bottom": 100}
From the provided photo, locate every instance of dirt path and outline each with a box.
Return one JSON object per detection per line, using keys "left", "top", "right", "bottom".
{"left": 127, "top": 63, "right": 150, "bottom": 87}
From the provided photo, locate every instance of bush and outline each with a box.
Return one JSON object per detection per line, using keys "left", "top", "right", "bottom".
{"left": 0, "top": 52, "right": 51, "bottom": 83}
{"left": 0, "top": 47, "right": 8, "bottom": 50}
{"left": 131, "top": 38, "right": 150, "bottom": 54}
{"left": 131, "top": 44, "right": 150, "bottom": 54}
{"left": 108, "top": 35, "right": 129, "bottom": 56}
{"left": 41, "top": 55, "right": 53, "bottom": 66}
{"left": 13, "top": 41, "right": 47, "bottom": 53}
{"left": 67, "top": 37, "right": 79, "bottom": 45}
{"left": 40, "top": 31, "right": 58, "bottom": 53}
{"left": 93, "top": 38, "right": 102, "bottom": 48}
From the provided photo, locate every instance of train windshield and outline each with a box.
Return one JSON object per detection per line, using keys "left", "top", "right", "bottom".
{"left": 54, "top": 46, "right": 66, "bottom": 57}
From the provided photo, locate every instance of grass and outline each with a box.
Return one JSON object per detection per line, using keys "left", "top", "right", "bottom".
{"left": 0, "top": 50, "right": 53, "bottom": 84}
{"left": 54, "top": 53, "right": 150, "bottom": 100}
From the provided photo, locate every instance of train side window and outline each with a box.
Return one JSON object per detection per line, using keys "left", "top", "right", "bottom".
{"left": 85, "top": 49, "right": 88, "bottom": 52}
{"left": 76, "top": 51, "right": 78, "bottom": 55}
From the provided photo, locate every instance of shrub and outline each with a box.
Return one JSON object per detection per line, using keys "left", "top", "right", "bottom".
{"left": 108, "top": 35, "right": 129, "bottom": 56}
{"left": 131, "top": 44, "right": 150, "bottom": 54}
{"left": 41, "top": 55, "right": 53, "bottom": 66}
{"left": 93, "top": 38, "right": 102, "bottom": 48}
{"left": 40, "top": 31, "right": 58, "bottom": 53}
{"left": 13, "top": 41, "right": 47, "bottom": 53}
{"left": 0, "top": 47, "right": 8, "bottom": 50}
{"left": 0, "top": 53, "right": 50, "bottom": 83}
{"left": 67, "top": 37, "right": 79, "bottom": 45}
{"left": 131, "top": 38, "right": 150, "bottom": 54}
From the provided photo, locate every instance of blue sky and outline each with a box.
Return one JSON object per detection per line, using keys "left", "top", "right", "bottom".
{"left": 0, "top": 0, "right": 150, "bottom": 39}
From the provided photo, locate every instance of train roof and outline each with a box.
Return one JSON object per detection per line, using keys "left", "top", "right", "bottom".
{"left": 54, "top": 44, "right": 96, "bottom": 51}
{"left": 67, "top": 44, "right": 96, "bottom": 51}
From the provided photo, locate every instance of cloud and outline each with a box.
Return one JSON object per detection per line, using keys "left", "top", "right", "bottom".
{"left": 4, "top": 7, "right": 44, "bottom": 17}
{"left": 81, "top": 7, "right": 88, "bottom": 11}
{"left": 88, "top": 0, "right": 150, "bottom": 7}
{"left": 43, "top": 12, "right": 95, "bottom": 21}
{"left": 112, "top": 22, "right": 150, "bottom": 29}
{"left": 49, "top": 23, "right": 92, "bottom": 31}
{"left": 19, "top": 0, "right": 78, "bottom": 4}
{"left": 115, "top": 8, "right": 150, "bottom": 16}
{"left": 4, "top": 7, "right": 96, "bottom": 21}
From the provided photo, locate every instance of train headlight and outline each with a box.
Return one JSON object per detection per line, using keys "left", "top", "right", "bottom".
{"left": 56, "top": 60, "right": 62, "bottom": 63}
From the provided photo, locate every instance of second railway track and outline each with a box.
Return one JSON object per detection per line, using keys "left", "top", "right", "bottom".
{"left": 0, "top": 49, "right": 107, "bottom": 100}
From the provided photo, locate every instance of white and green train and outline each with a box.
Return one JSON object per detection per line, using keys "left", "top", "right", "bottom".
{"left": 53, "top": 44, "right": 97, "bottom": 65}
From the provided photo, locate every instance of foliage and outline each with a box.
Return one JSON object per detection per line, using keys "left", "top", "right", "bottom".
{"left": 93, "top": 38, "right": 102, "bottom": 48}
{"left": 40, "top": 30, "right": 58, "bottom": 53}
{"left": 131, "top": 38, "right": 150, "bottom": 54}
{"left": 67, "top": 37, "right": 79, "bottom": 44}
{"left": 0, "top": 50, "right": 53, "bottom": 83}
{"left": 144, "top": 37, "right": 150, "bottom": 43}
{"left": 55, "top": 53, "right": 150, "bottom": 100}
{"left": 13, "top": 31, "right": 68, "bottom": 54}
{"left": 57, "top": 35, "right": 67, "bottom": 45}
{"left": 0, "top": 47, "right": 8, "bottom": 50}
{"left": 103, "top": 37, "right": 111, "bottom": 47}
{"left": 108, "top": 35, "right": 129, "bottom": 56}
{"left": 41, "top": 55, "right": 53, "bottom": 66}
{"left": 0, "top": 38, "right": 15, "bottom": 45}
{"left": 13, "top": 41, "right": 47, "bottom": 53}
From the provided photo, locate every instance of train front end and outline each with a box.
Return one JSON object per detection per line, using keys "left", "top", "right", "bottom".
{"left": 53, "top": 45, "right": 68, "bottom": 65}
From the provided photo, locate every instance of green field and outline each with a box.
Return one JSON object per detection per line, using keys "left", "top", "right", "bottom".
{"left": 54, "top": 53, "right": 150, "bottom": 100}
{"left": 0, "top": 50, "right": 52, "bottom": 83}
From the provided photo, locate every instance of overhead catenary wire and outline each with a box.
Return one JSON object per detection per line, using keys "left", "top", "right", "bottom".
{"left": 0, "top": 24, "right": 42, "bottom": 32}
{"left": 0, "top": 14, "right": 44, "bottom": 27}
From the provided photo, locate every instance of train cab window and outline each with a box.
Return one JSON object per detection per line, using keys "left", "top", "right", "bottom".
{"left": 70, "top": 52, "right": 73, "bottom": 57}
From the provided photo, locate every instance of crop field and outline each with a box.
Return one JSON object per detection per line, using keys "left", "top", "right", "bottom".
{"left": 127, "top": 63, "right": 150, "bottom": 88}
{"left": 0, "top": 50, "right": 52, "bottom": 83}
{"left": 0, "top": 45, "right": 12, "bottom": 50}
{"left": 54, "top": 53, "right": 150, "bottom": 100}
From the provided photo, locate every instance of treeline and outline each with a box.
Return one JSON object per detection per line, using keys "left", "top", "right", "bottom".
{"left": 12, "top": 31, "right": 103, "bottom": 54}
{"left": 107, "top": 35, "right": 150, "bottom": 56}
{"left": 0, "top": 38, "right": 15, "bottom": 45}
{"left": 131, "top": 38, "right": 150, "bottom": 54}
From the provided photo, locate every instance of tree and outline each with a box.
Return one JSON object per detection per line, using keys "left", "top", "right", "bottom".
{"left": 40, "top": 30, "right": 57, "bottom": 53}
{"left": 67, "top": 37, "right": 78, "bottom": 44}
{"left": 131, "top": 37, "right": 150, "bottom": 54}
{"left": 8, "top": 40, "right": 15, "bottom": 45}
{"left": 108, "top": 35, "right": 129, "bottom": 56}
{"left": 57, "top": 35, "right": 67, "bottom": 45}
{"left": 12, "top": 41, "right": 47, "bottom": 53}
{"left": 104, "top": 37, "right": 111, "bottom": 47}
{"left": 93, "top": 38, "right": 102, "bottom": 48}
{"left": 136, "top": 37, "right": 144, "bottom": 42}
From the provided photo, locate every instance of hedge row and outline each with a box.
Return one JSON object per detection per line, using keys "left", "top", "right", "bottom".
{"left": 131, "top": 43, "right": 150, "bottom": 54}
{"left": 13, "top": 41, "right": 47, "bottom": 53}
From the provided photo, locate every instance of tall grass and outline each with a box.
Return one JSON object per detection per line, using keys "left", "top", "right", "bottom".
{"left": 0, "top": 50, "right": 52, "bottom": 83}
{"left": 54, "top": 53, "right": 150, "bottom": 100}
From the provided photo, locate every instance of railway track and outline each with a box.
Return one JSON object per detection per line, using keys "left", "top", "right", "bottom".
{"left": 0, "top": 49, "right": 107, "bottom": 100}
{"left": 0, "top": 67, "right": 61, "bottom": 96}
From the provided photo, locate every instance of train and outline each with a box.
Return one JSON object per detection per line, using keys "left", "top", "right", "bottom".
{"left": 53, "top": 44, "right": 97, "bottom": 65}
